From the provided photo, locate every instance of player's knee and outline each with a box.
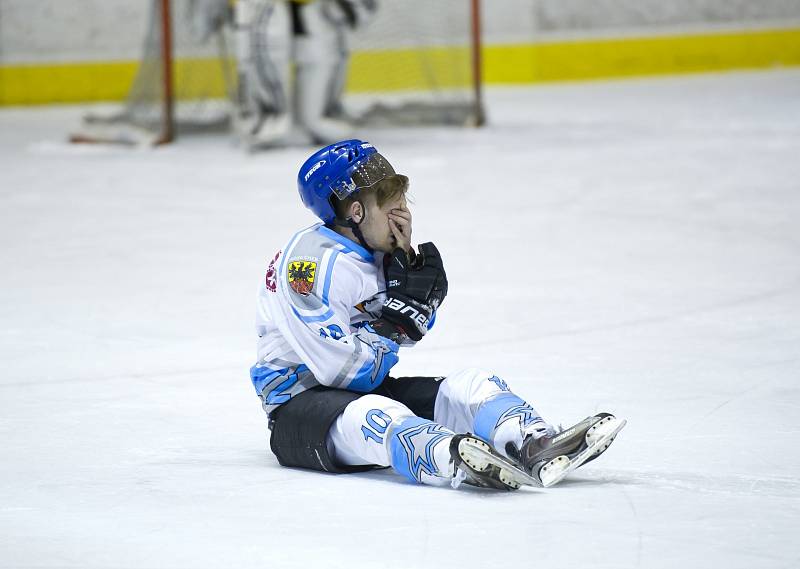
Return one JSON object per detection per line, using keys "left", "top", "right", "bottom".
{"left": 444, "top": 367, "right": 501, "bottom": 390}
{"left": 341, "top": 394, "right": 415, "bottom": 439}
{"left": 345, "top": 394, "right": 414, "bottom": 416}
{"left": 438, "top": 368, "right": 509, "bottom": 409}
{"left": 460, "top": 367, "right": 494, "bottom": 380}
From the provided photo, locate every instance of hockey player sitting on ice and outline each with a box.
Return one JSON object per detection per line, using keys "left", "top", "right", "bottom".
{"left": 250, "top": 140, "right": 626, "bottom": 489}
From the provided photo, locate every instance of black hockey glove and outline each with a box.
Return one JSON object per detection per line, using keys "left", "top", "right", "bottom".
{"left": 377, "top": 242, "right": 449, "bottom": 342}
{"left": 406, "top": 242, "right": 448, "bottom": 310}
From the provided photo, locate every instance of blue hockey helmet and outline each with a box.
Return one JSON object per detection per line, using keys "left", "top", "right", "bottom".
{"left": 297, "top": 139, "right": 404, "bottom": 224}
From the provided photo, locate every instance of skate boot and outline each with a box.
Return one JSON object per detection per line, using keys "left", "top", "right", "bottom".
{"left": 449, "top": 434, "right": 540, "bottom": 491}
{"left": 516, "top": 413, "right": 626, "bottom": 487}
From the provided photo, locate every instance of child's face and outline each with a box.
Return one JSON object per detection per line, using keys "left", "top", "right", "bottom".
{"left": 359, "top": 193, "right": 410, "bottom": 253}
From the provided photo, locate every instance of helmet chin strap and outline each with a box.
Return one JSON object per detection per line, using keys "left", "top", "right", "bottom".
{"left": 332, "top": 200, "right": 373, "bottom": 253}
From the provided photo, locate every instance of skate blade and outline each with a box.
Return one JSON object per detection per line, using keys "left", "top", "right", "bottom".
{"left": 539, "top": 417, "right": 627, "bottom": 488}
{"left": 458, "top": 437, "right": 540, "bottom": 490}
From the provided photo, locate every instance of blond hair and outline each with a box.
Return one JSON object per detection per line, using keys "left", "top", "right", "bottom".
{"left": 332, "top": 174, "right": 409, "bottom": 220}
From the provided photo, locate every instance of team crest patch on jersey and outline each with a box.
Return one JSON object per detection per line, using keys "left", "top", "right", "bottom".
{"left": 288, "top": 260, "right": 317, "bottom": 296}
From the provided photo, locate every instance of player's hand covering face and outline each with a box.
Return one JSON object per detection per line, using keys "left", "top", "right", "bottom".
{"left": 388, "top": 201, "right": 412, "bottom": 253}
{"left": 360, "top": 194, "right": 412, "bottom": 254}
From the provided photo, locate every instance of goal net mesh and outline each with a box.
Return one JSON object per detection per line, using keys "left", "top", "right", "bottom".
{"left": 72, "top": 0, "right": 481, "bottom": 144}
{"left": 343, "top": 0, "right": 481, "bottom": 126}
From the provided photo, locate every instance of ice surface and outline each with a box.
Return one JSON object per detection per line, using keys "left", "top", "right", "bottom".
{"left": 1, "top": 70, "right": 799, "bottom": 569}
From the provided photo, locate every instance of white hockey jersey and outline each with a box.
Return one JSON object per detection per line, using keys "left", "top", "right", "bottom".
{"left": 251, "top": 223, "right": 401, "bottom": 413}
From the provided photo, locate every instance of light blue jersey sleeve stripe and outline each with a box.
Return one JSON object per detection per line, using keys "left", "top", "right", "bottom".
{"left": 291, "top": 305, "right": 335, "bottom": 324}
{"left": 321, "top": 250, "right": 339, "bottom": 306}
{"left": 344, "top": 332, "right": 399, "bottom": 393}
{"left": 317, "top": 225, "right": 373, "bottom": 262}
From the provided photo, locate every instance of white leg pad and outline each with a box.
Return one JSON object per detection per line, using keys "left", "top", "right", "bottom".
{"left": 326, "top": 394, "right": 415, "bottom": 468}
{"left": 434, "top": 368, "right": 511, "bottom": 434}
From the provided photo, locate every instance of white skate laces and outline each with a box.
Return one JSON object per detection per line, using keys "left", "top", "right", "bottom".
{"left": 522, "top": 420, "right": 556, "bottom": 440}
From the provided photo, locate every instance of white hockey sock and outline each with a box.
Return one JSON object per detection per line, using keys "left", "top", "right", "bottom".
{"left": 387, "top": 416, "right": 455, "bottom": 486}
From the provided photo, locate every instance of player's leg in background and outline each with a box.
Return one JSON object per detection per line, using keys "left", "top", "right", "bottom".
{"left": 322, "top": 29, "right": 349, "bottom": 121}
{"left": 292, "top": 0, "right": 356, "bottom": 143}
{"left": 188, "top": 0, "right": 230, "bottom": 43}
{"left": 327, "top": 393, "right": 458, "bottom": 486}
{"left": 318, "top": 0, "right": 380, "bottom": 121}
{"left": 434, "top": 368, "right": 555, "bottom": 460}
{"left": 233, "top": 0, "right": 291, "bottom": 145}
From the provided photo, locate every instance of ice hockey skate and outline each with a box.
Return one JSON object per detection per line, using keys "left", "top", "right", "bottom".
{"left": 516, "top": 413, "right": 626, "bottom": 488}
{"left": 234, "top": 108, "right": 292, "bottom": 149}
{"left": 449, "top": 434, "right": 541, "bottom": 491}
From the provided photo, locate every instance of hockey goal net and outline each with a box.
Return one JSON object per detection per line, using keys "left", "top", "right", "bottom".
{"left": 71, "top": 0, "right": 484, "bottom": 145}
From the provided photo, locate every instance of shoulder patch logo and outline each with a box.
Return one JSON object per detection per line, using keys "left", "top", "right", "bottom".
{"left": 288, "top": 260, "right": 317, "bottom": 296}
{"left": 265, "top": 250, "right": 281, "bottom": 293}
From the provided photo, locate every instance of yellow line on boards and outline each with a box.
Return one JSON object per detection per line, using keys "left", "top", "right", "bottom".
{"left": 1, "top": 27, "right": 798, "bottom": 106}
{"left": 483, "top": 27, "right": 800, "bottom": 84}
{"left": 0, "top": 61, "right": 139, "bottom": 105}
